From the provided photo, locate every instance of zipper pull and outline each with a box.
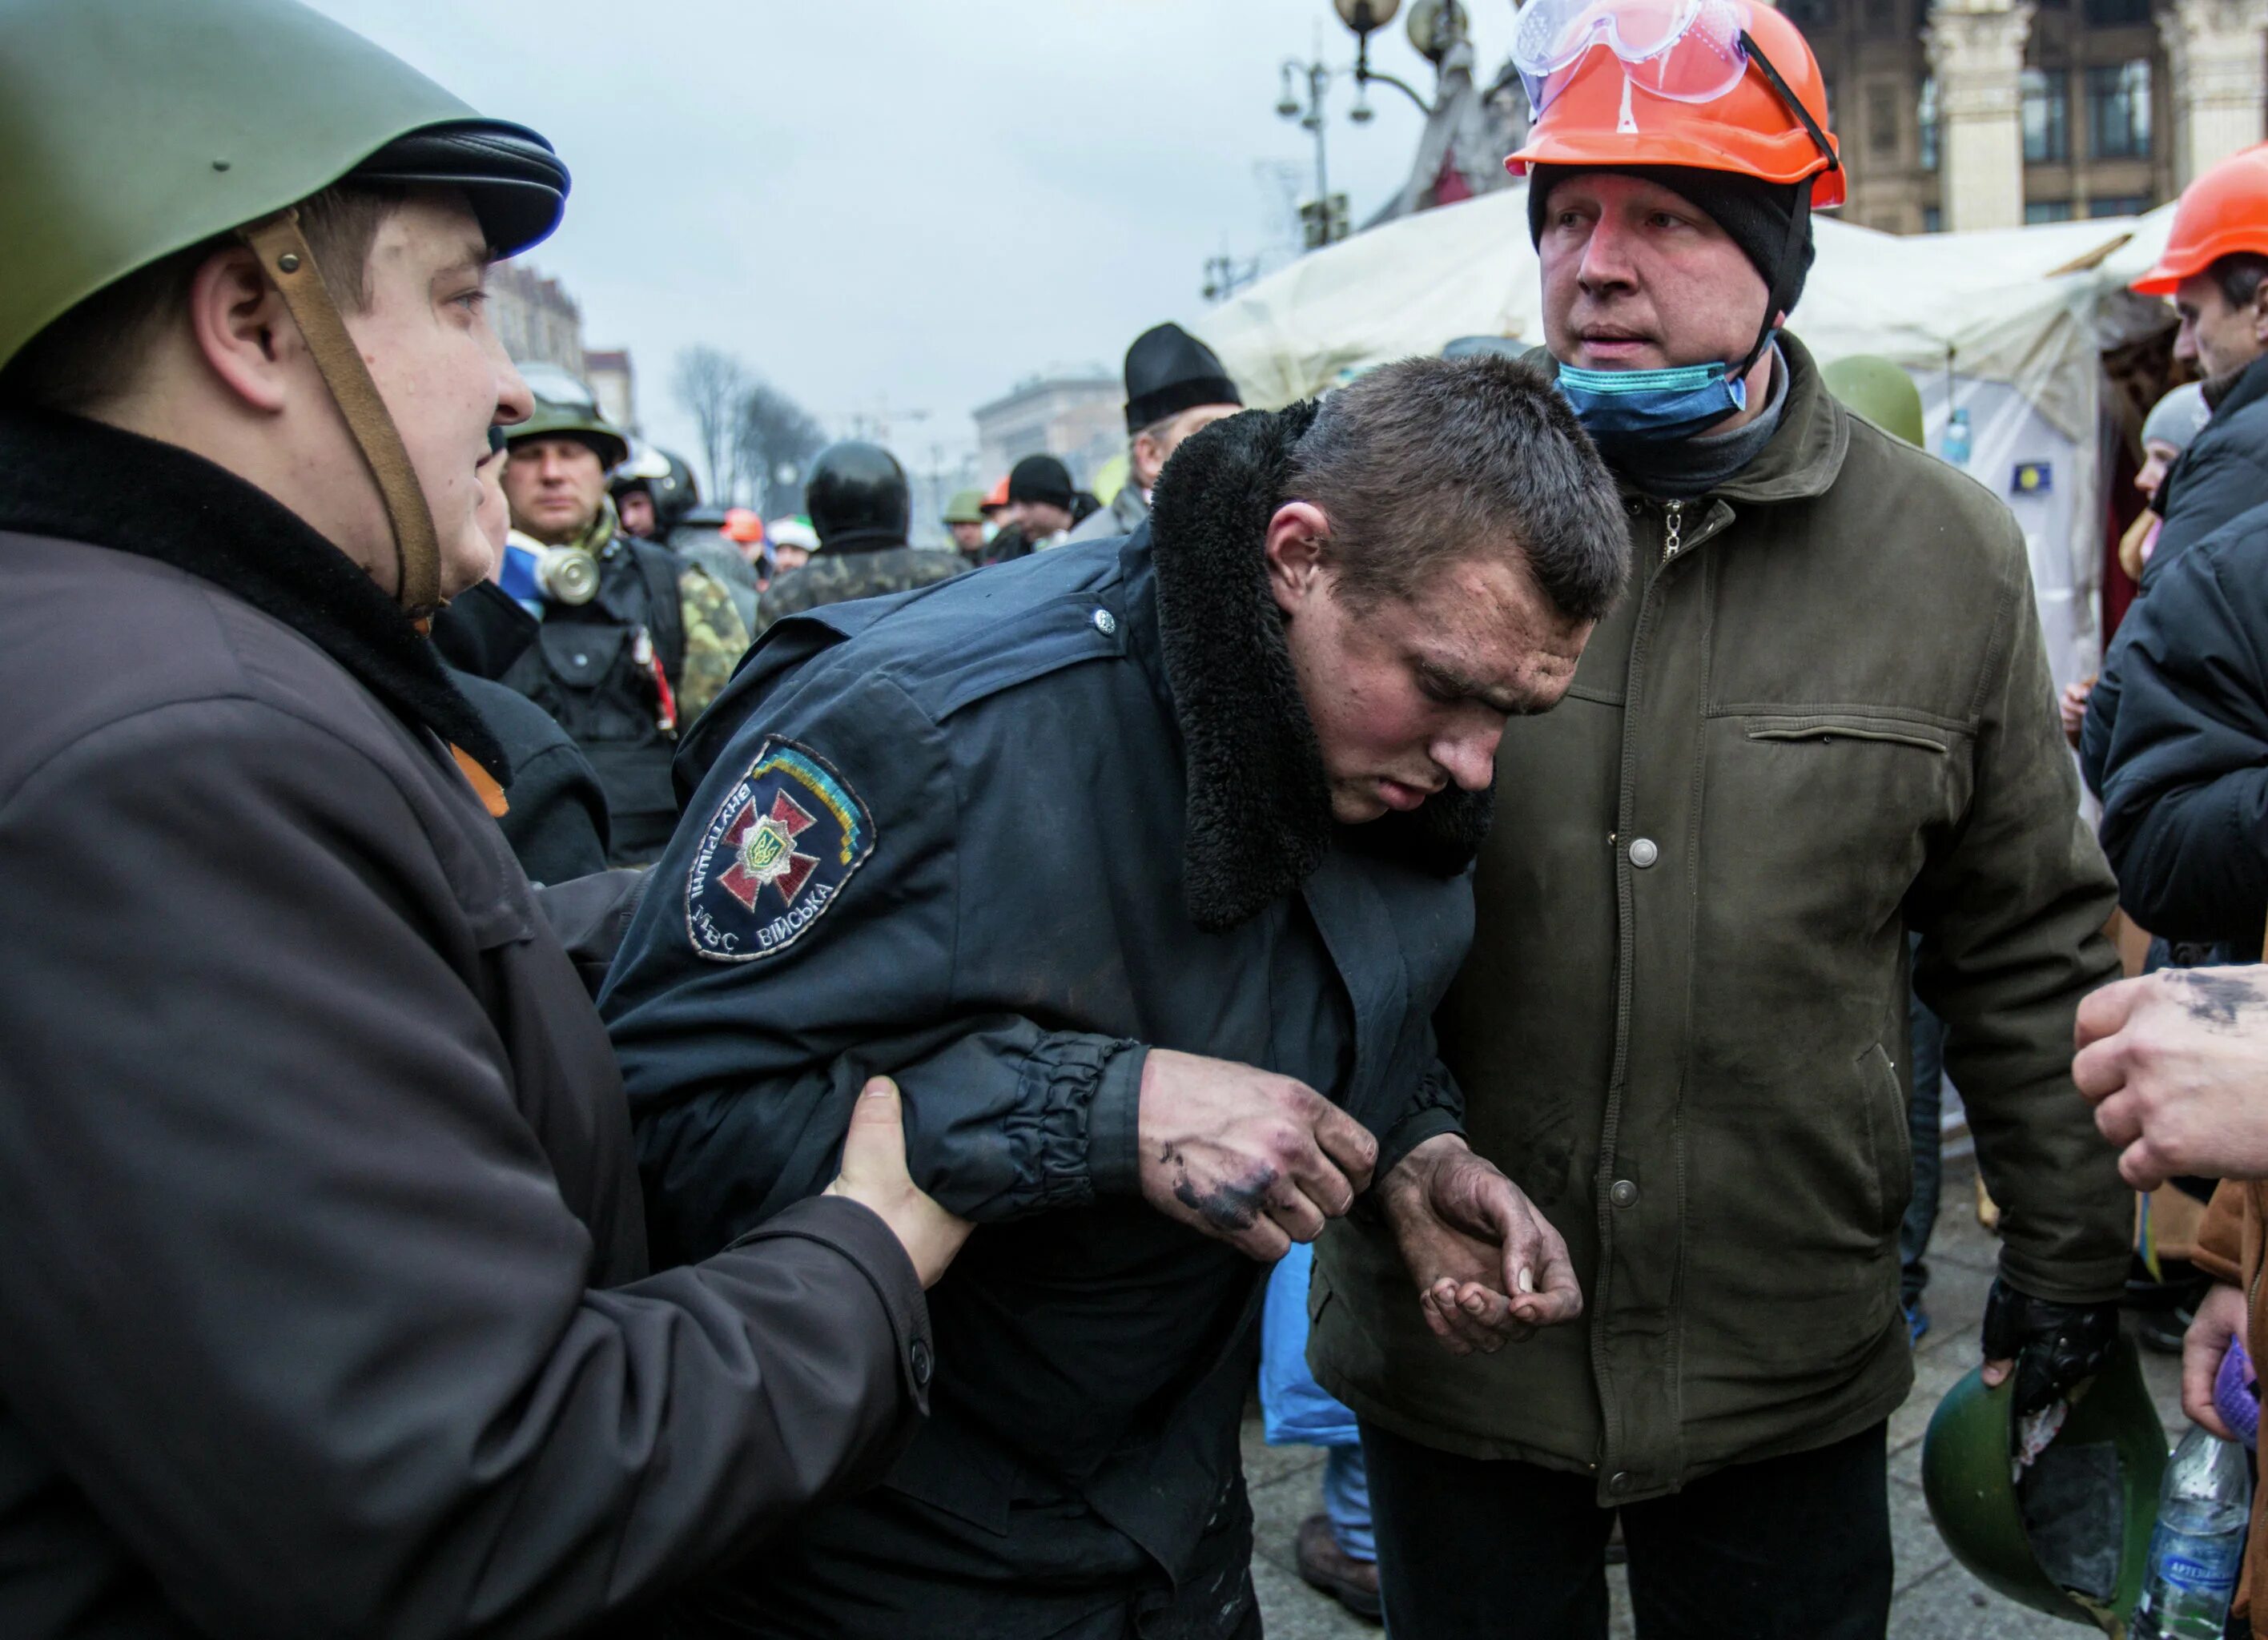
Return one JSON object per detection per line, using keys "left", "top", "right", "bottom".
{"left": 1663, "top": 500, "right": 1685, "bottom": 563}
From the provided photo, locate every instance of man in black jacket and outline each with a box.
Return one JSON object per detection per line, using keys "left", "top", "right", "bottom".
{"left": 2094, "top": 500, "right": 2268, "bottom": 957}
{"left": 2084, "top": 147, "right": 2268, "bottom": 793}
{"left": 603, "top": 356, "right": 1629, "bottom": 1638}
{"left": 0, "top": 2, "right": 966, "bottom": 1634}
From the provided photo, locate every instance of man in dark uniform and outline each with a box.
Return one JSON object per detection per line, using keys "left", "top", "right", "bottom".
{"left": 754, "top": 440, "right": 967, "bottom": 636}
{"left": 602, "top": 354, "right": 1631, "bottom": 1638}
{"left": 0, "top": 2, "right": 967, "bottom": 1634}
{"left": 498, "top": 377, "right": 750, "bottom": 862}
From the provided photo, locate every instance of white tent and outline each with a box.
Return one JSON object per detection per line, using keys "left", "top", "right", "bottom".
{"left": 1188, "top": 185, "right": 2176, "bottom": 692}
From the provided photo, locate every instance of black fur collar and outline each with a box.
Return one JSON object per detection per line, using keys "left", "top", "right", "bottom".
{"left": 1148, "top": 402, "right": 1493, "bottom": 934}
{"left": 0, "top": 408, "right": 506, "bottom": 779}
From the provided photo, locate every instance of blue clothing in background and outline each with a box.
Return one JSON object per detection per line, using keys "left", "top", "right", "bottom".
{"left": 1261, "top": 1243, "right": 1373, "bottom": 1562}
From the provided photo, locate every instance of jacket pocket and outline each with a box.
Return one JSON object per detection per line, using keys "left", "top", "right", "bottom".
{"left": 1856, "top": 1043, "right": 1913, "bottom": 1241}
{"left": 1743, "top": 713, "right": 1952, "bottom": 755}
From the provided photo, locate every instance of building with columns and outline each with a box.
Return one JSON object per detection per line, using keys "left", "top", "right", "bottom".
{"left": 1758, "top": 0, "right": 2265, "bottom": 232}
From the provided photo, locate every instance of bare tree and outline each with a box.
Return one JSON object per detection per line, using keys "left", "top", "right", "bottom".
{"left": 671, "top": 345, "right": 747, "bottom": 500}
{"left": 735, "top": 380, "right": 829, "bottom": 517}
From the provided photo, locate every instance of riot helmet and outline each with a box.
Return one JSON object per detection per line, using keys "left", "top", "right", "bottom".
{"left": 804, "top": 440, "right": 911, "bottom": 550}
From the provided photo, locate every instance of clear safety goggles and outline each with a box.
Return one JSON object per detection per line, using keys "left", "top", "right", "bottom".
{"left": 1514, "top": 0, "right": 1752, "bottom": 119}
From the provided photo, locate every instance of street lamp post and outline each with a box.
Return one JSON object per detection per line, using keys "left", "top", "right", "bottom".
{"left": 1202, "top": 252, "right": 1261, "bottom": 303}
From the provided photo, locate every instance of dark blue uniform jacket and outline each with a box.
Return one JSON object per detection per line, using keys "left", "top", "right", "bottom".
{"left": 601, "top": 412, "right": 1479, "bottom": 1588}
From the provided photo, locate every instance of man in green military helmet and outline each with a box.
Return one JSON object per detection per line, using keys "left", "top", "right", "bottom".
{"left": 493, "top": 365, "right": 752, "bottom": 863}
{"left": 942, "top": 484, "right": 989, "bottom": 561}
{"left": 0, "top": 2, "right": 965, "bottom": 1634}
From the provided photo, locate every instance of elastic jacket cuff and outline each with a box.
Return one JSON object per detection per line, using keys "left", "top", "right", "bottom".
{"left": 727, "top": 1195, "right": 936, "bottom": 1410}
{"left": 1014, "top": 1032, "right": 1147, "bottom": 1205}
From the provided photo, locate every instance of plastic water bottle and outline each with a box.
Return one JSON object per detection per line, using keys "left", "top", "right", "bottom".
{"left": 2133, "top": 1424, "right": 2252, "bottom": 1638}
{"left": 1940, "top": 407, "right": 1972, "bottom": 468}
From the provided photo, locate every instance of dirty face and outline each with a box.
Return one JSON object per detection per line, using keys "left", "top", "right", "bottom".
{"left": 1268, "top": 504, "right": 1595, "bottom": 823}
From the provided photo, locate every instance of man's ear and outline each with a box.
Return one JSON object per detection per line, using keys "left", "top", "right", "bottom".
{"left": 1262, "top": 500, "right": 1332, "bottom": 615}
{"left": 187, "top": 245, "right": 297, "bottom": 414}
{"left": 2251, "top": 280, "right": 2268, "bottom": 344}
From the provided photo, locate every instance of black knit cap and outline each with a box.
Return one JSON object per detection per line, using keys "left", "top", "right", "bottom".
{"left": 1527, "top": 162, "right": 1816, "bottom": 353}
{"left": 1123, "top": 322, "right": 1242, "bottom": 433}
{"left": 1007, "top": 453, "right": 1075, "bottom": 510}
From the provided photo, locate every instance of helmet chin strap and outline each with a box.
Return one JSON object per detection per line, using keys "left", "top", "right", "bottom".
{"left": 239, "top": 208, "right": 444, "bottom": 618}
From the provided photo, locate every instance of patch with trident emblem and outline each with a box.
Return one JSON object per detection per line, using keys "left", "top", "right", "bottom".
{"left": 686, "top": 738, "right": 874, "bottom": 962}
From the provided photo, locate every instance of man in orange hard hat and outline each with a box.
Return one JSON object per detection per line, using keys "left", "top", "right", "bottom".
{"left": 1306, "top": 4, "right": 2131, "bottom": 1633}
{"left": 2081, "top": 144, "right": 2268, "bottom": 794}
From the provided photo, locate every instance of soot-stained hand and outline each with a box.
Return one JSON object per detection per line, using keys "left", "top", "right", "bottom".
{"left": 2073, "top": 966, "right": 2268, "bottom": 1188}
{"left": 1380, "top": 1134, "right": 1582, "bottom": 1357}
{"left": 1135, "top": 1048, "right": 1377, "bottom": 1262}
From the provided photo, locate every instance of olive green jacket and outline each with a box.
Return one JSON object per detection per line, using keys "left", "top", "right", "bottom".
{"left": 1310, "top": 336, "right": 2129, "bottom": 1504}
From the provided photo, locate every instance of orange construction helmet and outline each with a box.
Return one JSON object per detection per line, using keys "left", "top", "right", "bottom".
{"left": 982, "top": 474, "right": 1011, "bottom": 511}
{"left": 721, "top": 506, "right": 765, "bottom": 545}
{"left": 2132, "top": 143, "right": 2268, "bottom": 296}
{"left": 1507, "top": 0, "right": 1844, "bottom": 209}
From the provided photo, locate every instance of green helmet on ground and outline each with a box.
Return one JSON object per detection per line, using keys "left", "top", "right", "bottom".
{"left": 1820, "top": 355, "right": 1927, "bottom": 450}
{"left": 942, "top": 488, "right": 987, "bottom": 525}
{"left": 1921, "top": 1338, "right": 2167, "bottom": 1631}
{"left": 0, "top": 0, "right": 569, "bottom": 376}
{"left": 509, "top": 362, "right": 630, "bottom": 472}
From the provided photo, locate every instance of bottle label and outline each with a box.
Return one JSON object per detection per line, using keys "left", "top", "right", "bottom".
{"left": 2147, "top": 1523, "right": 2243, "bottom": 1595}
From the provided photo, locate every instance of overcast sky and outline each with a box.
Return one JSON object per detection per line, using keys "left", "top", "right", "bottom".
{"left": 306, "top": 0, "right": 1518, "bottom": 481}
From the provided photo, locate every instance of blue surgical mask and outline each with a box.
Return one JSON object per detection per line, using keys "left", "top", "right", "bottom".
{"left": 1555, "top": 360, "right": 1748, "bottom": 444}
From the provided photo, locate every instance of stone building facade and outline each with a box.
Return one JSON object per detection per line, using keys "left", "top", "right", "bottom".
{"left": 971, "top": 373, "right": 1123, "bottom": 490}
{"left": 1771, "top": 0, "right": 2266, "bottom": 233}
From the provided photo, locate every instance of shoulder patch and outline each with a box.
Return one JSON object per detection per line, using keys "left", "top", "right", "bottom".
{"left": 685, "top": 738, "right": 875, "bottom": 962}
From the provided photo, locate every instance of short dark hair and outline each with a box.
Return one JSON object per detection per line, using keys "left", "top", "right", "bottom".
{"left": 0, "top": 183, "right": 404, "bottom": 417}
{"left": 1283, "top": 354, "right": 1630, "bottom": 623}
{"left": 2212, "top": 252, "right": 2268, "bottom": 314}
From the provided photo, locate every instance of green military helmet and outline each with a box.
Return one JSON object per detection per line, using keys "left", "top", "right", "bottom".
{"left": 0, "top": 0, "right": 569, "bottom": 376}
{"left": 942, "top": 487, "right": 987, "bottom": 525}
{"left": 1921, "top": 1338, "right": 2168, "bottom": 1631}
{"left": 1821, "top": 354, "right": 1927, "bottom": 450}
{"left": 509, "top": 362, "right": 630, "bottom": 471}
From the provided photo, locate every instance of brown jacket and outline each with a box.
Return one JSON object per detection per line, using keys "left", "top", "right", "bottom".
{"left": 0, "top": 408, "right": 933, "bottom": 1638}
{"left": 2193, "top": 1179, "right": 2266, "bottom": 1634}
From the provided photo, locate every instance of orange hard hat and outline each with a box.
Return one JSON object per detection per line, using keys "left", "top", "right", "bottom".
{"left": 2132, "top": 143, "right": 2268, "bottom": 296}
{"left": 721, "top": 506, "right": 764, "bottom": 544}
{"left": 983, "top": 474, "right": 1011, "bottom": 509}
{"left": 1508, "top": 1, "right": 1844, "bottom": 210}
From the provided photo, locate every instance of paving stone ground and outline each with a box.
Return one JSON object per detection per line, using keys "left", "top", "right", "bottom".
{"left": 1246, "top": 1155, "right": 2189, "bottom": 1638}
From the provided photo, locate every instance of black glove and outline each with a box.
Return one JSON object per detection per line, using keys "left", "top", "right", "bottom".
{"left": 1980, "top": 1279, "right": 2121, "bottom": 1417}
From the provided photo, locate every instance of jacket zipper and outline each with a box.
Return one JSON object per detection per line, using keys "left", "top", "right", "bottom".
{"left": 1662, "top": 500, "right": 1685, "bottom": 563}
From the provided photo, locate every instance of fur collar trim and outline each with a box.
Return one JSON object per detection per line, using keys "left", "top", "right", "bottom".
{"left": 1148, "top": 403, "right": 1492, "bottom": 933}
{"left": 0, "top": 408, "right": 506, "bottom": 778}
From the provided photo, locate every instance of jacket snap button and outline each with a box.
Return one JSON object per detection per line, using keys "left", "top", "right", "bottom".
{"left": 1610, "top": 1179, "right": 1639, "bottom": 1209}
{"left": 909, "top": 1337, "right": 933, "bottom": 1389}
{"left": 1610, "top": 1470, "right": 1632, "bottom": 1493}
{"left": 1628, "top": 838, "right": 1659, "bottom": 869}
{"left": 1091, "top": 608, "right": 1118, "bottom": 635}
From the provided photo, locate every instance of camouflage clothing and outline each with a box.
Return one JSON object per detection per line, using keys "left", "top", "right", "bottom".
{"left": 754, "top": 544, "right": 967, "bottom": 636}
{"left": 677, "top": 562, "right": 750, "bottom": 721}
